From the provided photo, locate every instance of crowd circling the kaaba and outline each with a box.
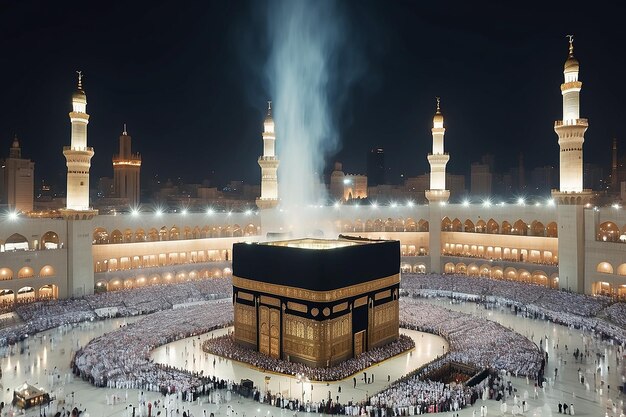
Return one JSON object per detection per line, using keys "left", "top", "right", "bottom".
{"left": 0, "top": 273, "right": 622, "bottom": 414}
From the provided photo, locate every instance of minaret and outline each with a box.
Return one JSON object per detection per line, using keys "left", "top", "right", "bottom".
{"left": 554, "top": 35, "right": 588, "bottom": 194}
{"left": 425, "top": 98, "right": 450, "bottom": 274}
{"left": 63, "top": 71, "right": 95, "bottom": 211}
{"left": 113, "top": 124, "right": 142, "bottom": 207}
{"left": 551, "top": 37, "right": 592, "bottom": 294}
{"left": 256, "top": 101, "right": 279, "bottom": 210}
{"left": 425, "top": 97, "right": 450, "bottom": 203}
{"left": 61, "top": 72, "right": 97, "bottom": 299}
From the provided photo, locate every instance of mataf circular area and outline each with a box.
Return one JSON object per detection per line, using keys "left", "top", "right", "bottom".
{"left": 0, "top": 275, "right": 622, "bottom": 416}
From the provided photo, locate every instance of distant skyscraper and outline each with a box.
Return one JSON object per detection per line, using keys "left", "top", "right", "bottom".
{"left": 1, "top": 136, "right": 34, "bottom": 212}
{"left": 113, "top": 125, "right": 141, "bottom": 207}
{"left": 366, "top": 148, "right": 385, "bottom": 186}
{"left": 470, "top": 162, "right": 492, "bottom": 197}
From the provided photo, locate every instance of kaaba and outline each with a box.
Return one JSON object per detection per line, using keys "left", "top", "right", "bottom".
{"left": 232, "top": 236, "right": 400, "bottom": 367}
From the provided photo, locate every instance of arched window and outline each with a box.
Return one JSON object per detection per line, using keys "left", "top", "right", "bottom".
{"left": 41, "top": 231, "right": 60, "bottom": 249}
{"left": 93, "top": 228, "right": 109, "bottom": 244}
{"left": 18, "top": 267, "right": 34, "bottom": 279}
{"left": 546, "top": 222, "right": 558, "bottom": 238}
{"left": 464, "top": 219, "right": 475, "bottom": 233}
{"left": 531, "top": 221, "right": 545, "bottom": 237}
{"left": 39, "top": 265, "right": 55, "bottom": 277}
{"left": 441, "top": 217, "right": 452, "bottom": 231}
{"left": 38, "top": 284, "right": 57, "bottom": 300}
{"left": 0, "top": 268, "right": 13, "bottom": 280}
{"left": 512, "top": 220, "right": 528, "bottom": 236}
{"left": 596, "top": 262, "right": 614, "bottom": 274}
{"left": 486, "top": 219, "right": 499, "bottom": 234}
{"left": 111, "top": 229, "right": 123, "bottom": 244}
{"left": 5, "top": 233, "right": 29, "bottom": 250}
{"left": 598, "top": 222, "right": 620, "bottom": 242}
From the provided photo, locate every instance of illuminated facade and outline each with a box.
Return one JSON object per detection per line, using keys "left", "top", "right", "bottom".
{"left": 232, "top": 238, "right": 400, "bottom": 367}
{"left": 0, "top": 39, "right": 624, "bottom": 307}
{"left": 113, "top": 126, "right": 141, "bottom": 207}
{"left": 256, "top": 102, "right": 279, "bottom": 210}
{"left": 330, "top": 163, "right": 368, "bottom": 202}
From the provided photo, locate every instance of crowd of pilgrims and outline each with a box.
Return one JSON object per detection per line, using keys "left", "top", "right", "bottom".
{"left": 0, "top": 273, "right": 622, "bottom": 414}
{"left": 400, "top": 273, "right": 626, "bottom": 344}
{"left": 399, "top": 299, "right": 543, "bottom": 378}
{"left": 72, "top": 300, "right": 233, "bottom": 394}
{"left": 202, "top": 333, "right": 415, "bottom": 381}
{"left": 0, "top": 278, "right": 232, "bottom": 345}
{"left": 249, "top": 369, "right": 512, "bottom": 416}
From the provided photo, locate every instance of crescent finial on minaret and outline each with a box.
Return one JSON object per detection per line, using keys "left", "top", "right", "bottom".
{"left": 435, "top": 97, "right": 441, "bottom": 112}
{"left": 123, "top": 123, "right": 127, "bottom": 135}
{"left": 76, "top": 70, "right": 83, "bottom": 90}
{"left": 566, "top": 34, "right": 574, "bottom": 55}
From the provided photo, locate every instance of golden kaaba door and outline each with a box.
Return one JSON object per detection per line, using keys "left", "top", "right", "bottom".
{"left": 354, "top": 330, "right": 366, "bottom": 357}
{"left": 259, "top": 306, "right": 281, "bottom": 359}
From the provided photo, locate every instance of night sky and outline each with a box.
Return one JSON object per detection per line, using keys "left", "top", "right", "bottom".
{"left": 1, "top": 1, "right": 624, "bottom": 189}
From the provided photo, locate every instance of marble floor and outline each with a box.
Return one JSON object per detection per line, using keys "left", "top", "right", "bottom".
{"left": 0, "top": 298, "right": 623, "bottom": 417}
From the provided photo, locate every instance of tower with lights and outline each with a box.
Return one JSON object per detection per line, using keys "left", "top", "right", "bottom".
{"left": 551, "top": 37, "right": 593, "bottom": 293}
{"left": 256, "top": 101, "right": 280, "bottom": 209}
{"left": 425, "top": 98, "right": 450, "bottom": 273}
{"left": 63, "top": 72, "right": 94, "bottom": 211}
{"left": 554, "top": 36, "right": 588, "bottom": 194}
{"left": 113, "top": 125, "right": 142, "bottom": 207}
{"left": 425, "top": 97, "right": 450, "bottom": 204}
{"left": 61, "top": 72, "right": 97, "bottom": 297}
{"left": 1, "top": 136, "right": 34, "bottom": 212}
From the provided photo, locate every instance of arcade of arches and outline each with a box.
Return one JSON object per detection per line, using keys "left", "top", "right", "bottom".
{"left": 442, "top": 243, "right": 557, "bottom": 265}
{"left": 1, "top": 231, "right": 61, "bottom": 251}
{"left": 337, "top": 218, "right": 429, "bottom": 233}
{"left": 443, "top": 262, "right": 558, "bottom": 288}
{"left": 92, "top": 224, "right": 260, "bottom": 244}
{"left": 94, "top": 250, "right": 232, "bottom": 273}
{"left": 0, "top": 285, "right": 59, "bottom": 306}
{"left": 593, "top": 262, "right": 626, "bottom": 297}
{"left": 441, "top": 217, "right": 558, "bottom": 237}
{"left": 94, "top": 268, "right": 232, "bottom": 292}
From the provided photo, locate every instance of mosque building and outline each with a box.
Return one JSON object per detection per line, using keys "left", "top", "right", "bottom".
{"left": 0, "top": 39, "right": 624, "bottom": 308}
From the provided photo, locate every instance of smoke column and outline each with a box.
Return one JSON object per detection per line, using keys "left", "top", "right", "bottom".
{"left": 266, "top": 0, "right": 343, "bottom": 231}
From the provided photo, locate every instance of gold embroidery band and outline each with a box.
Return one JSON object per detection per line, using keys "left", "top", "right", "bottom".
{"left": 233, "top": 273, "right": 399, "bottom": 303}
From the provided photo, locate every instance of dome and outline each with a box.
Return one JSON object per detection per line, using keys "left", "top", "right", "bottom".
{"left": 72, "top": 88, "right": 86, "bottom": 101}
{"left": 564, "top": 55, "right": 579, "bottom": 72}
{"left": 433, "top": 110, "right": 444, "bottom": 125}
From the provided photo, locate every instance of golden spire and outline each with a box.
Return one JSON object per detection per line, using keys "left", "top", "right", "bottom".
{"left": 76, "top": 70, "right": 83, "bottom": 90}
{"left": 566, "top": 34, "right": 574, "bottom": 56}
{"left": 264, "top": 100, "right": 273, "bottom": 122}
{"left": 435, "top": 97, "right": 441, "bottom": 113}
